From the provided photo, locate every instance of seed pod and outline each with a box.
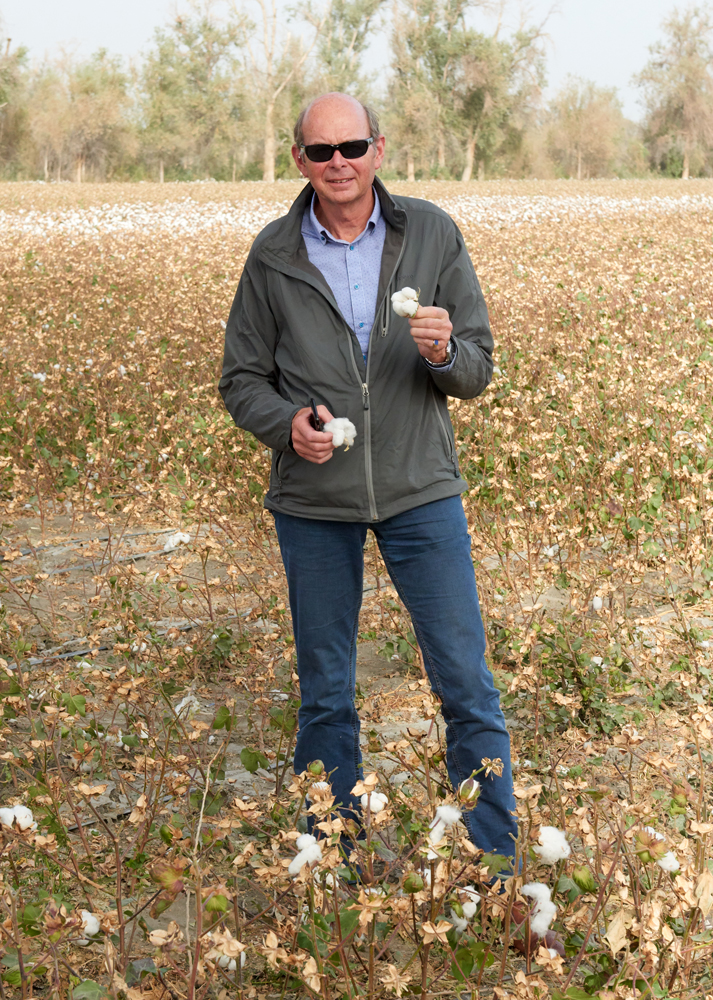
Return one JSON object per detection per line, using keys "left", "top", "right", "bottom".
{"left": 308, "top": 760, "right": 325, "bottom": 775}
{"left": 403, "top": 872, "right": 424, "bottom": 893}
{"left": 572, "top": 865, "right": 596, "bottom": 893}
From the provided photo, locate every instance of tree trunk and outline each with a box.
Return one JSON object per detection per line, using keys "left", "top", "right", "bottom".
{"left": 43, "top": 152, "right": 48, "bottom": 182}
{"left": 406, "top": 149, "right": 415, "bottom": 183}
{"left": 76, "top": 157, "right": 83, "bottom": 183}
{"left": 159, "top": 158, "right": 164, "bottom": 184}
{"left": 682, "top": 147, "right": 690, "bottom": 180}
{"left": 232, "top": 155, "right": 237, "bottom": 183}
{"left": 577, "top": 146, "right": 582, "bottom": 181}
{"left": 477, "top": 160, "right": 485, "bottom": 181}
{"left": 263, "top": 100, "right": 276, "bottom": 183}
{"left": 461, "top": 131, "right": 477, "bottom": 183}
{"left": 437, "top": 133, "right": 446, "bottom": 171}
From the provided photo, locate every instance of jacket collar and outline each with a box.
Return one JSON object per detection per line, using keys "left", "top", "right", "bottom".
{"left": 259, "top": 176, "right": 405, "bottom": 265}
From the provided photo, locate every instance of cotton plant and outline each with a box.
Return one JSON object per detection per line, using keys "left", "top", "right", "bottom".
{"left": 532, "top": 825, "right": 571, "bottom": 864}
{"left": 448, "top": 886, "right": 480, "bottom": 934}
{"left": 637, "top": 825, "right": 680, "bottom": 871}
{"left": 391, "top": 287, "right": 420, "bottom": 318}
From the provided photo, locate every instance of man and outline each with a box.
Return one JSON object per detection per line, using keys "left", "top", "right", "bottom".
{"left": 220, "top": 92, "right": 517, "bottom": 860}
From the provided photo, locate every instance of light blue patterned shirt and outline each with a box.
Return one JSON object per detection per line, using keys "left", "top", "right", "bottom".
{"left": 301, "top": 188, "right": 456, "bottom": 370}
{"left": 301, "top": 190, "right": 385, "bottom": 361}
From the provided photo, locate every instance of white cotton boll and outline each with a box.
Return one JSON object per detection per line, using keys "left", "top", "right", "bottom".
{"left": 532, "top": 826, "right": 571, "bottom": 864}
{"left": 288, "top": 841, "right": 322, "bottom": 876}
{"left": 118, "top": 364, "right": 127, "bottom": 377}
{"left": 592, "top": 596, "right": 603, "bottom": 611}
{"left": 391, "top": 287, "right": 419, "bottom": 318}
{"left": 460, "top": 887, "right": 479, "bottom": 919}
{"left": 433, "top": 805, "right": 462, "bottom": 828}
{"left": 548, "top": 947, "right": 559, "bottom": 959}
{"left": 323, "top": 417, "right": 357, "bottom": 448}
{"left": 448, "top": 909, "right": 468, "bottom": 934}
{"left": 428, "top": 820, "right": 445, "bottom": 846}
{"left": 530, "top": 899, "right": 557, "bottom": 937}
{"left": 645, "top": 826, "right": 665, "bottom": 841}
{"left": 80, "top": 910, "right": 101, "bottom": 938}
{"left": 175, "top": 693, "right": 201, "bottom": 719}
{"left": 32, "top": 372, "right": 47, "bottom": 382}
{"left": 521, "top": 882, "right": 552, "bottom": 906}
{"left": 0, "top": 808, "right": 16, "bottom": 828}
{"left": 361, "top": 791, "right": 388, "bottom": 814}
{"left": 657, "top": 851, "right": 680, "bottom": 872}
{"left": 12, "top": 806, "right": 37, "bottom": 832}
{"left": 295, "top": 834, "right": 317, "bottom": 851}
{"left": 217, "top": 955, "right": 237, "bottom": 971}
{"left": 164, "top": 531, "right": 191, "bottom": 553}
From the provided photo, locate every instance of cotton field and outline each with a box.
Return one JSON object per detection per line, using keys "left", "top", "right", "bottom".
{"left": 0, "top": 180, "right": 712, "bottom": 999}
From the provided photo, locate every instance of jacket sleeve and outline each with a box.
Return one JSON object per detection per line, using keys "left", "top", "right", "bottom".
{"left": 428, "top": 220, "right": 494, "bottom": 400}
{"left": 219, "top": 251, "right": 302, "bottom": 452}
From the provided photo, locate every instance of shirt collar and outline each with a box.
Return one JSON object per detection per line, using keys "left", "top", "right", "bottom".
{"left": 308, "top": 187, "right": 381, "bottom": 245}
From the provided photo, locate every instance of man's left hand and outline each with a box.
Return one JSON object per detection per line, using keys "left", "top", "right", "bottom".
{"left": 408, "top": 306, "right": 453, "bottom": 364}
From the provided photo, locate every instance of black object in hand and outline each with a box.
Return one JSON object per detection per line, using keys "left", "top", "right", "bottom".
{"left": 309, "top": 398, "right": 324, "bottom": 432}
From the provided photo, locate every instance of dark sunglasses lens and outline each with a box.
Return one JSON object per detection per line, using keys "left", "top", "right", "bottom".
{"left": 303, "top": 140, "right": 370, "bottom": 162}
{"left": 304, "top": 144, "right": 334, "bottom": 162}
{"left": 340, "top": 140, "right": 370, "bottom": 159}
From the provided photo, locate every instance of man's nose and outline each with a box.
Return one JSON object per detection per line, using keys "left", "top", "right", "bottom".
{"left": 328, "top": 150, "right": 349, "bottom": 167}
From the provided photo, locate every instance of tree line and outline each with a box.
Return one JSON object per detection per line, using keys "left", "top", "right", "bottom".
{"left": 0, "top": 1, "right": 712, "bottom": 183}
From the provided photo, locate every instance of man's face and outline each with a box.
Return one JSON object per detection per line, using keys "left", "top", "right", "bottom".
{"left": 291, "top": 96, "right": 385, "bottom": 211}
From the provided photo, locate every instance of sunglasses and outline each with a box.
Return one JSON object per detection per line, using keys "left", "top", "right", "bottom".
{"left": 300, "top": 137, "right": 374, "bottom": 163}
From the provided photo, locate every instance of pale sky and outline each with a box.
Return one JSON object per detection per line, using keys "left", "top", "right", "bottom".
{"left": 1, "top": 0, "right": 682, "bottom": 120}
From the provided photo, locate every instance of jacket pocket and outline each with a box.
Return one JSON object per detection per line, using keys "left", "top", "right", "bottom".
{"left": 430, "top": 384, "right": 457, "bottom": 474}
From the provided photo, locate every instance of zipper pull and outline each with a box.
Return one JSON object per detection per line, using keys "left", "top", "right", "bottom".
{"left": 362, "top": 383, "right": 370, "bottom": 409}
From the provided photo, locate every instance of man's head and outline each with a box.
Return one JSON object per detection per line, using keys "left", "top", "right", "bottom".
{"left": 292, "top": 93, "right": 385, "bottom": 212}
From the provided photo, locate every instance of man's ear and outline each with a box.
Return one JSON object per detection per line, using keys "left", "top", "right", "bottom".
{"left": 291, "top": 144, "right": 309, "bottom": 178}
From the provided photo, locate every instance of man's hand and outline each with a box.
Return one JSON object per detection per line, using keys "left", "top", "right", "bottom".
{"left": 408, "top": 306, "right": 453, "bottom": 364}
{"left": 291, "top": 405, "right": 335, "bottom": 463}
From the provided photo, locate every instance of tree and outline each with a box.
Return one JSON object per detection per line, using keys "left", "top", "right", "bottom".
{"left": 317, "top": 0, "right": 386, "bottom": 93}
{"left": 26, "top": 65, "right": 71, "bottom": 181}
{"left": 140, "top": 4, "right": 249, "bottom": 181}
{"left": 246, "top": 0, "right": 331, "bottom": 182}
{"left": 634, "top": 4, "right": 713, "bottom": 179}
{"left": 0, "top": 35, "right": 29, "bottom": 176}
{"left": 548, "top": 77, "right": 624, "bottom": 179}
{"left": 386, "top": 0, "right": 545, "bottom": 181}
{"left": 66, "top": 50, "right": 133, "bottom": 181}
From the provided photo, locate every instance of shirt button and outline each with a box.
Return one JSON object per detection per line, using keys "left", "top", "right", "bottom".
{"left": 349, "top": 245, "right": 354, "bottom": 250}
{"left": 359, "top": 323, "right": 364, "bottom": 328}
{"left": 354, "top": 284, "right": 359, "bottom": 289}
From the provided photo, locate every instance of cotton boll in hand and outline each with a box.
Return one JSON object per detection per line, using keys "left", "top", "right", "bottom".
{"left": 532, "top": 825, "right": 570, "bottom": 864}
{"left": 392, "top": 287, "right": 419, "bottom": 318}
{"left": 323, "top": 418, "right": 357, "bottom": 449}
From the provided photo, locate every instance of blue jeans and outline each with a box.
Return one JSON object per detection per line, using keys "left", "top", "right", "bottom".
{"left": 273, "top": 495, "right": 517, "bottom": 859}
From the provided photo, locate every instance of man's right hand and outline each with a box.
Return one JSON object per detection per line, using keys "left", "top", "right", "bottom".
{"left": 291, "top": 405, "right": 335, "bottom": 463}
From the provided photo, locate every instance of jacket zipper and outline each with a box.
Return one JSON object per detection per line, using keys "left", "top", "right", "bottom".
{"left": 355, "top": 222, "right": 409, "bottom": 521}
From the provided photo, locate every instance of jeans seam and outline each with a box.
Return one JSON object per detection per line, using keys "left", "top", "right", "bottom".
{"left": 378, "top": 550, "right": 468, "bottom": 786}
{"left": 348, "top": 589, "right": 362, "bottom": 783}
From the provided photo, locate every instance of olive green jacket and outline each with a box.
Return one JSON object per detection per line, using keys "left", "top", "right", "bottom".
{"left": 219, "top": 178, "right": 493, "bottom": 522}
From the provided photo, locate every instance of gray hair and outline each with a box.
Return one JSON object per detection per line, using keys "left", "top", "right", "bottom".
{"left": 294, "top": 96, "right": 381, "bottom": 147}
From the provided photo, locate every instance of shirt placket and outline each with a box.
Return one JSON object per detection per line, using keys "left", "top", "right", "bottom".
{"left": 345, "top": 238, "right": 369, "bottom": 353}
